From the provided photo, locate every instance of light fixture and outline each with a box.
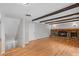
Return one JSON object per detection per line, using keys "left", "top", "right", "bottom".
{"left": 52, "top": 24, "right": 57, "bottom": 28}
{"left": 52, "top": 24, "right": 57, "bottom": 27}
{"left": 72, "top": 22, "right": 78, "bottom": 27}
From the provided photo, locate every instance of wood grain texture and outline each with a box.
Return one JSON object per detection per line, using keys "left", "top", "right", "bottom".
{"left": 40, "top": 12, "right": 79, "bottom": 23}
{"left": 32, "top": 3, "right": 79, "bottom": 21}
{"left": 4, "top": 37, "right": 79, "bottom": 56}
{"left": 45, "top": 17, "right": 79, "bottom": 24}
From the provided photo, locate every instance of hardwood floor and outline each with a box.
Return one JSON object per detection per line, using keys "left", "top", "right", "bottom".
{"left": 4, "top": 37, "right": 79, "bottom": 56}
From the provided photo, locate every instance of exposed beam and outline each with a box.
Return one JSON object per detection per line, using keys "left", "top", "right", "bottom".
{"left": 48, "top": 19, "right": 79, "bottom": 25}
{"left": 32, "top": 3, "right": 79, "bottom": 21}
{"left": 46, "top": 17, "right": 79, "bottom": 24}
{"left": 40, "top": 12, "right": 79, "bottom": 23}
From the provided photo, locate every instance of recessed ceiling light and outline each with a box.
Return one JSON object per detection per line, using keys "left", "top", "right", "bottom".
{"left": 72, "top": 22, "right": 78, "bottom": 26}
{"left": 52, "top": 24, "right": 57, "bottom": 27}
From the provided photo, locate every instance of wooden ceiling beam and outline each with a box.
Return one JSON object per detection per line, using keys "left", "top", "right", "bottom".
{"left": 46, "top": 17, "right": 79, "bottom": 24}
{"left": 40, "top": 12, "right": 79, "bottom": 23}
{"left": 48, "top": 20, "right": 79, "bottom": 24}
{"left": 32, "top": 3, "right": 79, "bottom": 21}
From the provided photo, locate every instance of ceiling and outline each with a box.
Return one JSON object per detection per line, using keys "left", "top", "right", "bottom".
{"left": 0, "top": 3, "right": 79, "bottom": 23}
{"left": 0, "top": 3, "right": 27, "bottom": 19}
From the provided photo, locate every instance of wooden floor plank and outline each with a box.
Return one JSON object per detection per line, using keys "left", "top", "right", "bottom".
{"left": 4, "top": 37, "right": 79, "bottom": 56}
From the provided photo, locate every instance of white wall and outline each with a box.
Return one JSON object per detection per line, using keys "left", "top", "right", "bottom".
{"left": 2, "top": 17, "right": 20, "bottom": 40}
{"left": 15, "top": 19, "right": 23, "bottom": 47}
{"left": 25, "top": 21, "right": 29, "bottom": 43}
{"left": 29, "top": 22, "right": 35, "bottom": 41}
{"left": 2, "top": 16, "right": 21, "bottom": 50}
{"left": 28, "top": 22, "right": 50, "bottom": 41}
{"left": 34, "top": 23, "right": 50, "bottom": 39}
{"left": 1, "top": 16, "right": 51, "bottom": 50}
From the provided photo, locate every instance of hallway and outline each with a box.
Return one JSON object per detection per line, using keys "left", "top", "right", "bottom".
{"left": 5, "top": 37, "right": 79, "bottom": 56}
